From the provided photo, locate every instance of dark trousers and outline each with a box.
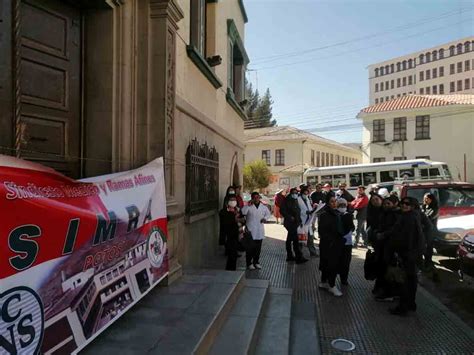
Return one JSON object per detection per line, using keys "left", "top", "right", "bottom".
{"left": 321, "top": 268, "right": 337, "bottom": 288}
{"left": 399, "top": 258, "right": 418, "bottom": 310}
{"left": 424, "top": 240, "right": 434, "bottom": 268}
{"left": 225, "top": 237, "right": 238, "bottom": 271}
{"left": 246, "top": 239, "right": 262, "bottom": 266}
{"left": 338, "top": 245, "right": 352, "bottom": 283}
{"left": 355, "top": 216, "right": 367, "bottom": 244}
{"left": 307, "top": 230, "right": 318, "bottom": 256}
{"left": 285, "top": 224, "right": 302, "bottom": 259}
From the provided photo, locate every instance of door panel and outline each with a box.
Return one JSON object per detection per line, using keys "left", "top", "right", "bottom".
{"left": 19, "top": 0, "right": 81, "bottom": 177}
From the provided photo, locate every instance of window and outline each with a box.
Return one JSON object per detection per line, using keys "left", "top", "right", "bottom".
{"left": 325, "top": 152, "right": 330, "bottom": 166}
{"left": 425, "top": 52, "right": 431, "bottom": 63}
{"left": 425, "top": 86, "right": 430, "bottom": 94}
{"left": 465, "top": 78, "right": 470, "bottom": 90}
{"left": 363, "top": 172, "right": 377, "bottom": 186}
{"left": 380, "top": 170, "right": 398, "bottom": 182}
{"left": 402, "top": 77, "right": 407, "bottom": 86}
{"left": 373, "top": 157, "right": 386, "bottom": 163}
{"left": 391, "top": 95, "right": 394, "bottom": 99}
{"left": 439, "top": 66, "right": 444, "bottom": 77}
{"left": 450, "top": 81, "right": 455, "bottom": 93}
{"left": 432, "top": 85, "right": 437, "bottom": 94}
{"left": 385, "top": 65, "right": 389, "bottom": 75}
{"left": 465, "top": 41, "right": 471, "bottom": 52}
{"left": 380, "top": 97, "right": 384, "bottom": 103}
{"left": 321, "top": 175, "right": 333, "bottom": 185}
{"left": 419, "top": 54, "right": 424, "bottom": 64}
{"left": 391, "top": 80, "right": 394, "bottom": 89}
{"left": 402, "top": 60, "right": 407, "bottom": 70}
{"left": 416, "top": 115, "right": 430, "bottom": 140}
{"left": 386, "top": 96, "right": 389, "bottom": 101}
{"left": 390, "top": 64, "right": 395, "bottom": 73}
{"left": 419, "top": 71, "right": 424, "bottom": 81}
{"left": 432, "top": 68, "right": 437, "bottom": 78}
{"left": 394, "top": 156, "right": 407, "bottom": 161}
{"left": 402, "top": 93, "right": 406, "bottom": 96}
{"left": 425, "top": 70, "right": 430, "bottom": 80}
{"left": 419, "top": 87, "right": 424, "bottom": 94}
{"left": 262, "top": 150, "right": 271, "bottom": 165}
{"left": 457, "top": 62, "right": 462, "bottom": 73}
{"left": 439, "top": 84, "right": 444, "bottom": 94}
{"left": 466, "top": 60, "right": 471, "bottom": 71}
{"left": 316, "top": 151, "right": 321, "bottom": 167}
{"left": 375, "top": 98, "right": 379, "bottom": 104}
{"left": 311, "top": 150, "right": 315, "bottom": 165}
{"left": 330, "top": 153, "right": 334, "bottom": 166}
{"left": 373, "top": 119, "right": 385, "bottom": 142}
{"left": 381, "top": 82, "right": 384, "bottom": 91}
{"left": 397, "top": 94, "right": 401, "bottom": 97}
{"left": 408, "top": 59, "right": 413, "bottom": 68}
{"left": 439, "top": 48, "right": 444, "bottom": 58}
{"left": 397, "top": 62, "right": 401, "bottom": 71}
{"left": 393, "top": 117, "right": 407, "bottom": 141}
{"left": 385, "top": 81, "right": 389, "bottom": 90}
{"left": 375, "top": 83, "right": 379, "bottom": 92}
{"left": 457, "top": 43, "right": 463, "bottom": 55}
{"left": 432, "top": 50, "right": 437, "bottom": 61}
{"left": 457, "top": 80, "right": 462, "bottom": 91}
{"left": 333, "top": 173, "right": 345, "bottom": 186}
{"left": 450, "top": 63, "right": 455, "bottom": 75}
{"left": 227, "top": 20, "right": 249, "bottom": 105}
{"left": 349, "top": 173, "right": 362, "bottom": 187}
{"left": 449, "top": 45, "right": 455, "bottom": 56}
{"left": 375, "top": 68, "right": 379, "bottom": 77}
{"left": 190, "top": 0, "right": 207, "bottom": 57}
{"left": 408, "top": 75, "right": 413, "bottom": 85}
{"left": 275, "top": 149, "right": 285, "bottom": 166}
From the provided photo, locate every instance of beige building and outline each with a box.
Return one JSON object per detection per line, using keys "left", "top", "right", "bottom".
{"left": 244, "top": 126, "right": 362, "bottom": 193}
{"left": 358, "top": 94, "right": 474, "bottom": 183}
{"left": 0, "top": 0, "right": 249, "bottom": 282}
{"left": 369, "top": 37, "right": 474, "bottom": 105}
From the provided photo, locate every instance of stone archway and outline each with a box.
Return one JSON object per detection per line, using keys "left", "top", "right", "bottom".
{"left": 232, "top": 162, "right": 240, "bottom": 186}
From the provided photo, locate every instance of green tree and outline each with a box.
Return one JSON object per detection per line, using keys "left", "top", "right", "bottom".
{"left": 243, "top": 160, "right": 272, "bottom": 192}
{"left": 244, "top": 82, "right": 276, "bottom": 129}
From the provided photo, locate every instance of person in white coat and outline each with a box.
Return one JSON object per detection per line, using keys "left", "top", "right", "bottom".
{"left": 241, "top": 192, "right": 271, "bottom": 270}
{"left": 297, "top": 187, "right": 314, "bottom": 251}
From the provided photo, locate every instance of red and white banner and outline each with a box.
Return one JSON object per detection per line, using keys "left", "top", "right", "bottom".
{"left": 0, "top": 156, "right": 168, "bottom": 354}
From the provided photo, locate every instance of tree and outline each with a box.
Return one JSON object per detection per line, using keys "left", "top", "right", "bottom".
{"left": 244, "top": 81, "right": 276, "bottom": 129}
{"left": 243, "top": 160, "right": 272, "bottom": 192}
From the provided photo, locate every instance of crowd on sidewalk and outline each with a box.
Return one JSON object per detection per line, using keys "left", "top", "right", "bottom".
{"left": 218, "top": 182, "right": 439, "bottom": 316}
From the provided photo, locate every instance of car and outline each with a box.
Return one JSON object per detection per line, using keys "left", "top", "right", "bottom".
{"left": 435, "top": 214, "right": 474, "bottom": 256}
{"left": 391, "top": 181, "right": 474, "bottom": 217}
{"left": 458, "top": 231, "right": 474, "bottom": 278}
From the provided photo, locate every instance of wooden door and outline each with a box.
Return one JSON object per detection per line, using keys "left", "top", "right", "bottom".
{"left": 19, "top": 0, "right": 81, "bottom": 177}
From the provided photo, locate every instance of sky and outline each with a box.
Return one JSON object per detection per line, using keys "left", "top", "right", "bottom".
{"left": 244, "top": 0, "right": 474, "bottom": 143}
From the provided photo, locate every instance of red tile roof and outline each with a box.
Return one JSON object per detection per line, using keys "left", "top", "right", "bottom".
{"left": 360, "top": 94, "right": 474, "bottom": 114}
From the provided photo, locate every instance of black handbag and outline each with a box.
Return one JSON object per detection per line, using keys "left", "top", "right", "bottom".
{"left": 240, "top": 230, "right": 256, "bottom": 251}
{"left": 364, "top": 249, "right": 377, "bottom": 280}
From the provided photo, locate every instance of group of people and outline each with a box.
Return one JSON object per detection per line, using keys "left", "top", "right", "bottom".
{"left": 219, "top": 181, "right": 439, "bottom": 316}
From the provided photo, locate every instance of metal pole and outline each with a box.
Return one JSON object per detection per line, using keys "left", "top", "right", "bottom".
{"left": 464, "top": 153, "right": 467, "bottom": 182}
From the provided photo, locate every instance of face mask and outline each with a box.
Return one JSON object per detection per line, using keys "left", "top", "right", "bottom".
{"left": 302, "top": 194, "right": 308, "bottom": 200}
{"left": 337, "top": 207, "right": 347, "bottom": 213}
{"left": 291, "top": 193, "right": 298, "bottom": 199}
{"left": 228, "top": 201, "right": 237, "bottom": 208}
{"left": 228, "top": 190, "right": 235, "bottom": 195}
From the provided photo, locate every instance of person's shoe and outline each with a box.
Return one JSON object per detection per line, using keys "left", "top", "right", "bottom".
{"left": 247, "top": 265, "right": 256, "bottom": 270}
{"left": 296, "top": 257, "right": 308, "bottom": 264}
{"left": 375, "top": 294, "right": 395, "bottom": 302}
{"left": 389, "top": 306, "right": 408, "bottom": 316}
{"left": 254, "top": 263, "right": 262, "bottom": 270}
{"left": 328, "top": 286, "right": 343, "bottom": 297}
{"left": 286, "top": 255, "right": 296, "bottom": 262}
{"left": 319, "top": 282, "right": 329, "bottom": 289}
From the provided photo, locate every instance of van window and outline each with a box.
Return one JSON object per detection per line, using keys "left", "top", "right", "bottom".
{"left": 442, "top": 165, "right": 451, "bottom": 179}
{"left": 406, "top": 188, "right": 436, "bottom": 204}
{"left": 400, "top": 168, "right": 414, "bottom": 179}
{"left": 429, "top": 168, "right": 440, "bottom": 178}
{"left": 307, "top": 176, "right": 317, "bottom": 188}
{"left": 349, "top": 173, "right": 362, "bottom": 187}
{"left": 333, "top": 174, "right": 346, "bottom": 186}
{"left": 363, "top": 172, "right": 377, "bottom": 186}
{"left": 380, "top": 170, "right": 398, "bottom": 182}
{"left": 420, "top": 169, "right": 428, "bottom": 179}
{"left": 321, "top": 175, "right": 333, "bottom": 185}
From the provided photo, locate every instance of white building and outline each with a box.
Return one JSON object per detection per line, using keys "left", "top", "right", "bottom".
{"left": 357, "top": 94, "right": 474, "bottom": 183}
{"left": 369, "top": 37, "right": 474, "bottom": 105}
{"left": 244, "top": 126, "right": 362, "bottom": 193}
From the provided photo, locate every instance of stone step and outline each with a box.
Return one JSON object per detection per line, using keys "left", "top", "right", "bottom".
{"left": 289, "top": 300, "right": 320, "bottom": 355}
{"left": 209, "top": 278, "right": 270, "bottom": 355}
{"left": 80, "top": 269, "right": 245, "bottom": 355}
{"left": 253, "top": 287, "right": 293, "bottom": 355}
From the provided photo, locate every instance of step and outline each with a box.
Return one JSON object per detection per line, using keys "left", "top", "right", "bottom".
{"left": 289, "top": 300, "right": 321, "bottom": 355}
{"left": 209, "top": 278, "right": 270, "bottom": 355}
{"left": 254, "top": 287, "right": 293, "bottom": 355}
{"left": 80, "top": 269, "right": 245, "bottom": 355}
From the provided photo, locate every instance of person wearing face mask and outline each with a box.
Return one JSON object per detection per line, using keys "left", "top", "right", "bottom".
{"left": 298, "top": 186, "right": 318, "bottom": 257}
{"left": 219, "top": 196, "right": 244, "bottom": 270}
{"left": 281, "top": 187, "right": 307, "bottom": 264}
{"left": 220, "top": 186, "right": 237, "bottom": 254}
{"left": 336, "top": 198, "right": 355, "bottom": 286}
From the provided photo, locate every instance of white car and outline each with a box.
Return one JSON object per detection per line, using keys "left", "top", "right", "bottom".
{"left": 435, "top": 214, "right": 474, "bottom": 256}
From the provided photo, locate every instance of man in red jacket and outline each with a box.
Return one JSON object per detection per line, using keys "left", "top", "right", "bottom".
{"left": 350, "top": 186, "right": 369, "bottom": 247}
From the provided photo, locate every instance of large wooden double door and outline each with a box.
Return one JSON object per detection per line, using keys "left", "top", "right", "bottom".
{"left": 0, "top": 0, "right": 81, "bottom": 177}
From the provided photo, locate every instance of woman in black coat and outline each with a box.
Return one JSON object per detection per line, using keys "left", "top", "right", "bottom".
{"left": 318, "top": 196, "right": 345, "bottom": 297}
{"left": 421, "top": 193, "right": 438, "bottom": 270}
{"left": 219, "top": 195, "right": 243, "bottom": 270}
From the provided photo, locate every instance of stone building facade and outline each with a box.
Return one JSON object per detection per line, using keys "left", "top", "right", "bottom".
{"left": 0, "top": 0, "right": 248, "bottom": 281}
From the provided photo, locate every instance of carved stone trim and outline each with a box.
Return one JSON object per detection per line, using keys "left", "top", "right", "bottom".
{"left": 149, "top": 0, "right": 184, "bottom": 29}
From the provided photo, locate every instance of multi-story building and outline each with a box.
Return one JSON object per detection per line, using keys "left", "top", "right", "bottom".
{"left": 357, "top": 94, "right": 474, "bottom": 183}
{"left": 244, "top": 126, "right": 362, "bottom": 193}
{"left": 369, "top": 37, "right": 474, "bottom": 105}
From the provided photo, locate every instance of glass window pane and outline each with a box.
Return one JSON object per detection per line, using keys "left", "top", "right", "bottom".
{"left": 321, "top": 175, "right": 333, "bottom": 185}
{"left": 400, "top": 168, "right": 414, "bottom": 179}
{"left": 333, "top": 174, "right": 346, "bottom": 186}
{"left": 363, "top": 172, "right": 377, "bottom": 186}
{"left": 380, "top": 170, "right": 398, "bottom": 182}
{"left": 349, "top": 173, "right": 362, "bottom": 187}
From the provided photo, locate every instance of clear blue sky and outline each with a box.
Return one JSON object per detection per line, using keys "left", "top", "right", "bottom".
{"left": 244, "top": 0, "right": 473, "bottom": 143}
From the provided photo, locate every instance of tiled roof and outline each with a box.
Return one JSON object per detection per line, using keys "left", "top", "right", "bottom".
{"left": 360, "top": 94, "right": 474, "bottom": 114}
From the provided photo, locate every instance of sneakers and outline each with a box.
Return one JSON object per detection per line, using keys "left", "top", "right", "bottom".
{"left": 254, "top": 263, "right": 262, "bottom": 270}
{"left": 247, "top": 265, "right": 256, "bottom": 270}
{"left": 318, "top": 282, "right": 329, "bottom": 289}
{"left": 328, "top": 286, "right": 343, "bottom": 297}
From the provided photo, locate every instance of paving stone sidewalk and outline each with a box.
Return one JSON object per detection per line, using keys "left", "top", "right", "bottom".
{"left": 224, "top": 224, "right": 474, "bottom": 354}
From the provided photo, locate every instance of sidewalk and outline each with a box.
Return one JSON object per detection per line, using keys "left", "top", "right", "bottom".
{"left": 217, "top": 223, "right": 474, "bottom": 354}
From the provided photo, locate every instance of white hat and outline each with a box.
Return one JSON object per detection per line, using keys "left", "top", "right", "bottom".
{"left": 378, "top": 187, "right": 390, "bottom": 198}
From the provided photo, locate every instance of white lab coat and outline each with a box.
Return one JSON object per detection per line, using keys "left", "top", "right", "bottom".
{"left": 297, "top": 196, "right": 313, "bottom": 235}
{"left": 242, "top": 203, "right": 271, "bottom": 240}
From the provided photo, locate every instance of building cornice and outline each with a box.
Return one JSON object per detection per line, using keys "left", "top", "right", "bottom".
{"left": 149, "top": 0, "right": 184, "bottom": 29}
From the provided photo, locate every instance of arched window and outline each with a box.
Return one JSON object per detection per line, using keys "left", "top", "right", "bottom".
{"left": 385, "top": 65, "right": 389, "bottom": 74}
{"left": 419, "top": 54, "right": 424, "bottom": 64}
{"left": 390, "top": 63, "right": 394, "bottom": 73}
{"left": 465, "top": 41, "right": 471, "bottom": 52}
{"left": 426, "top": 52, "right": 431, "bottom": 62}
{"left": 457, "top": 43, "right": 463, "bottom": 55}
{"left": 402, "top": 60, "right": 407, "bottom": 70}
{"left": 439, "top": 48, "right": 444, "bottom": 59}
{"left": 380, "top": 66, "right": 384, "bottom": 76}
{"left": 449, "top": 45, "right": 455, "bottom": 56}
{"left": 432, "top": 50, "right": 437, "bottom": 61}
{"left": 375, "top": 68, "right": 379, "bottom": 77}
{"left": 397, "top": 62, "right": 401, "bottom": 71}
{"left": 408, "top": 59, "right": 413, "bottom": 68}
